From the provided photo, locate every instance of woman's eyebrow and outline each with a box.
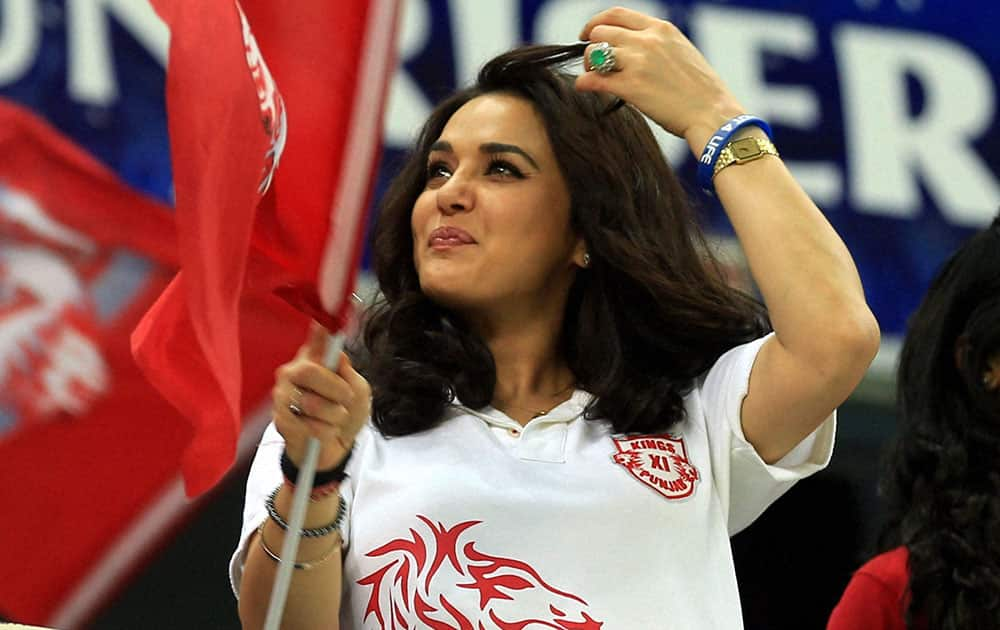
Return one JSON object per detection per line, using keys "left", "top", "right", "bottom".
{"left": 480, "top": 142, "right": 540, "bottom": 170}
{"left": 428, "top": 140, "right": 540, "bottom": 170}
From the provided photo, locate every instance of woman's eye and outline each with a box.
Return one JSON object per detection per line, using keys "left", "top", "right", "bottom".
{"left": 487, "top": 159, "right": 523, "bottom": 179}
{"left": 426, "top": 162, "right": 451, "bottom": 180}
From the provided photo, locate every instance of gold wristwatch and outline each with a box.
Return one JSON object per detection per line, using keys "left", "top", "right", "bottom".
{"left": 712, "top": 136, "right": 780, "bottom": 179}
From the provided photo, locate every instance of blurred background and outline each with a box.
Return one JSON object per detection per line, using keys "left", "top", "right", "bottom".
{"left": 0, "top": 0, "right": 996, "bottom": 628}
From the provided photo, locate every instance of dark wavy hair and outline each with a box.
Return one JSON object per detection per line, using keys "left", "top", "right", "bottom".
{"left": 359, "top": 44, "right": 769, "bottom": 436}
{"left": 877, "top": 213, "right": 1000, "bottom": 628}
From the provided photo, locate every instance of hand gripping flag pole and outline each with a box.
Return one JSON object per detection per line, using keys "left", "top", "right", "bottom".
{"left": 264, "top": 333, "right": 345, "bottom": 630}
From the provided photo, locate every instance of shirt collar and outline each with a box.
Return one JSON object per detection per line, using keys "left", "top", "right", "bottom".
{"left": 450, "top": 389, "right": 594, "bottom": 429}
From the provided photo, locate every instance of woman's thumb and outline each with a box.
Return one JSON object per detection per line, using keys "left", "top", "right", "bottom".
{"left": 304, "top": 320, "right": 329, "bottom": 361}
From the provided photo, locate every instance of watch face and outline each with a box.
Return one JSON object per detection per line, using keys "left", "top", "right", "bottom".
{"left": 732, "top": 137, "right": 763, "bottom": 160}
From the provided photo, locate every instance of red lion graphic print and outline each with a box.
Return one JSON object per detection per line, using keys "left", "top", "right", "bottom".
{"left": 357, "top": 516, "right": 603, "bottom": 629}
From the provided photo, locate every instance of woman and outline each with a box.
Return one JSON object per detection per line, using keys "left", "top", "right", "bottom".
{"left": 828, "top": 215, "right": 1000, "bottom": 630}
{"left": 234, "top": 7, "right": 879, "bottom": 629}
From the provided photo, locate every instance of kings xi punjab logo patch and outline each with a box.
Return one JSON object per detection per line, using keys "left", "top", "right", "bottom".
{"left": 612, "top": 433, "right": 700, "bottom": 500}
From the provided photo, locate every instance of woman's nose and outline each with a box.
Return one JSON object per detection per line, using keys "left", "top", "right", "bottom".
{"left": 436, "top": 174, "right": 475, "bottom": 215}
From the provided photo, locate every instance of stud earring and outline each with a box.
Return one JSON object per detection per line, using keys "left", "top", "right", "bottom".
{"left": 582, "top": 252, "right": 591, "bottom": 268}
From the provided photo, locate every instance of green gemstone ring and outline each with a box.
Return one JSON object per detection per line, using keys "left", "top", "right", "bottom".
{"left": 587, "top": 42, "right": 617, "bottom": 74}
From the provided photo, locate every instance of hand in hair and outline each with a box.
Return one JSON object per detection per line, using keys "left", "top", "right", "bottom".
{"left": 581, "top": 6, "right": 881, "bottom": 465}
{"left": 577, "top": 6, "right": 745, "bottom": 155}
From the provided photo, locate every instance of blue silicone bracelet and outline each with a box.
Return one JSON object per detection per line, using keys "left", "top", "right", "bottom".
{"left": 696, "top": 115, "right": 773, "bottom": 195}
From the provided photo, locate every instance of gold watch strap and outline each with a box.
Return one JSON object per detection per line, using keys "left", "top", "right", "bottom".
{"left": 712, "top": 136, "right": 780, "bottom": 179}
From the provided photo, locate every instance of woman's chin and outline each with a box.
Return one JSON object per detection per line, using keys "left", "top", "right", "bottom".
{"left": 420, "top": 278, "right": 477, "bottom": 309}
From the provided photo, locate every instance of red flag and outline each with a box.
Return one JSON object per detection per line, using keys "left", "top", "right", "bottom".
{"left": 133, "top": 0, "right": 398, "bottom": 496}
{"left": 0, "top": 98, "right": 321, "bottom": 625}
{"left": 0, "top": 99, "right": 176, "bottom": 426}
{"left": 0, "top": 100, "right": 176, "bottom": 267}
{"left": 0, "top": 99, "right": 166, "bottom": 623}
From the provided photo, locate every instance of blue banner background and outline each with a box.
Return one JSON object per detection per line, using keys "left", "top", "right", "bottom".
{"left": 4, "top": 0, "right": 997, "bottom": 337}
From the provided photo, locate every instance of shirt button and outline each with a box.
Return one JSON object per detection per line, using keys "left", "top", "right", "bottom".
{"left": 508, "top": 428, "right": 521, "bottom": 437}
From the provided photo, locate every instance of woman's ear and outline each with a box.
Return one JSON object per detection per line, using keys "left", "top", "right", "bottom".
{"left": 954, "top": 334, "right": 969, "bottom": 371}
{"left": 572, "top": 238, "right": 589, "bottom": 269}
{"left": 984, "top": 354, "right": 1000, "bottom": 391}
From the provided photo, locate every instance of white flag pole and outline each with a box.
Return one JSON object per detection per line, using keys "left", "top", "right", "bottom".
{"left": 263, "top": 332, "right": 346, "bottom": 630}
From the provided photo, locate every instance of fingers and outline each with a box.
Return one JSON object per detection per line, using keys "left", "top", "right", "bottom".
{"left": 575, "top": 6, "right": 731, "bottom": 141}
{"left": 585, "top": 24, "right": 633, "bottom": 47}
{"left": 575, "top": 46, "right": 636, "bottom": 92}
{"left": 581, "top": 38, "right": 629, "bottom": 71}
{"left": 272, "top": 377, "right": 353, "bottom": 461}
{"left": 579, "top": 6, "right": 657, "bottom": 40}
{"left": 289, "top": 386, "right": 350, "bottom": 424}
{"left": 272, "top": 348, "right": 371, "bottom": 467}
{"left": 298, "top": 320, "right": 330, "bottom": 363}
{"left": 274, "top": 404, "right": 349, "bottom": 458}
{"left": 337, "top": 353, "right": 371, "bottom": 403}
{"left": 273, "top": 378, "right": 347, "bottom": 425}
{"left": 284, "top": 360, "right": 355, "bottom": 404}
{"left": 336, "top": 353, "right": 373, "bottom": 431}
{"left": 577, "top": 19, "right": 664, "bottom": 88}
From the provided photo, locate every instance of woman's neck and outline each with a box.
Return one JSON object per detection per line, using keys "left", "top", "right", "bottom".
{"left": 467, "top": 305, "right": 576, "bottom": 424}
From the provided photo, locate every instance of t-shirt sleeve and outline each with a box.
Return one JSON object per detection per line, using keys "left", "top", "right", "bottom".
{"left": 228, "top": 422, "right": 365, "bottom": 599}
{"left": 698, "top": 333, "right": 836, "bottom": 536}
{"left": 827, "top": 572, "right": 906, "bottom": 630}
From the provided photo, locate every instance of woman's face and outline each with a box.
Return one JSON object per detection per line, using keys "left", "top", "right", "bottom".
{"left": 411, "top": 93, "right": 584, "bottom": 313}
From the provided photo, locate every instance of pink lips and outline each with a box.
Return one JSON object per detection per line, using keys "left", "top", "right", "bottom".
{"left": 428, "top": 225, "right": 476, "bottom": 249}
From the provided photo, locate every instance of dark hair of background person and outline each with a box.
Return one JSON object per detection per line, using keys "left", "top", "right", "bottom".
{"left": 359, "top": 44, "right": 769, "bottom": 437}
{"left": 877, "top": 213, "right": 1000, "bottom": 629}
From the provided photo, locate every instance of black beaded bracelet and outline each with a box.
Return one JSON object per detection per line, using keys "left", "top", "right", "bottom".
{"left": 280, "top": 446, "right": 352, "bottom": 487}
{"left": 264, "top": 486, "right": 346, "bottom": 538}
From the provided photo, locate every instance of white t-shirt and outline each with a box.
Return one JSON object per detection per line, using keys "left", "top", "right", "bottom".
{"left": 231, "top": 334, "right": 835, "bottom": 629}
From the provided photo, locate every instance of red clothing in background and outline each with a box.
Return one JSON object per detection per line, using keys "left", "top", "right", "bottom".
{"left": 828, "top": 546, "right": 913, "bottom": 630}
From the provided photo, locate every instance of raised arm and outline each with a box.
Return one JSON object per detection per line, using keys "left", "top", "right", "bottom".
{"left": 239, "top": 323, "right": 370, "bottom": 629}
{"left": 578, "top": 7, "right": 880, "bottom": 463}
